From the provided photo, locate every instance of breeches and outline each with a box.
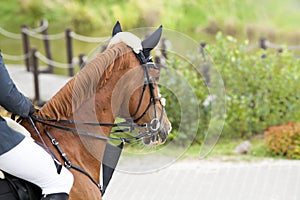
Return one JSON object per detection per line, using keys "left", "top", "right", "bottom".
{"left": 0, "top": 126, "right": 74, "bottom": 195}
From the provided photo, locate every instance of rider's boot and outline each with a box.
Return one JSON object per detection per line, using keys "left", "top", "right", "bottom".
{"left": 0, "top": 137, "right": 74, "bottom": 196}
{"left": 41, "top": 193, "right": 69, "bottom": 200}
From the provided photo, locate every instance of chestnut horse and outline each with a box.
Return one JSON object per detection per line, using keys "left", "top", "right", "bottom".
{"left": 20, "top": 23, "right": 171, "bottom": 200}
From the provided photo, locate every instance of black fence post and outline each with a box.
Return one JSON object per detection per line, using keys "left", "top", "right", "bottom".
{"left": 259, "top": 37, "right": 268, "bottom": 50}
{"left": 78, "top": 53, "right": 86, "bottom": 70}
{"left": 31, "top": 48, "right": 40, "bottom": 102}
{"left": 41, "top": 20, "right": 53, "bottom": 73}
{"left": 259, "top": 37, "right": 267, "bottom": 59}
{"left": 199, "top": 42, "right": 210, "bottom": 86}
{"left": 199, "top": 42, "right": 207, "bottom": 60}
{"left": 21, "top": 25, "right": 30, "bottom": 71}
{"left": 65, "top": 28, "right": 73, "bottom": 76}
{"left": 161, "top": 38, "right": 168, "bottom": 59}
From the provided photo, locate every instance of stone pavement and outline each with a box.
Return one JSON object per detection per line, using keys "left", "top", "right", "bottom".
{"left": 6, "top": 65, "right": 70, "bottom": 101}
{"left": 104, "top": 158, "right": 300, "bottom": 200}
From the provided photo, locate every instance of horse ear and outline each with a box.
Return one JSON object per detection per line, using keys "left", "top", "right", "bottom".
{"left": 112, "top": 21, "right": 122, "bottom": 36}
{"left": 142, "top": 25, "right": 162, "bottom": 58}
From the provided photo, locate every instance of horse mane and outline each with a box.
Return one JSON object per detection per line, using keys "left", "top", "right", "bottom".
{"left": 39, "top": 42, "right": 133, "bottom": 119}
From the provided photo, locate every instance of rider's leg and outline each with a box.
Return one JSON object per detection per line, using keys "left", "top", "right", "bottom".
{"left": 0, "top": 123, "right": 74, "bottom": 197}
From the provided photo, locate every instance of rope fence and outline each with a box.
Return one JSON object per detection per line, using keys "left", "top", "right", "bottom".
{"left": 70, "top": 32, "right": 109, "bottom": 43}
{"left": 0, "top": 20, "right": 109, "bottom": 76}
{"left": 0, "top": 52, "right": 31, "bottom": 61}
{"left": 0, "top": 27, "right": 22, "bottom": 39}
{"left": 22, "top": 29, "right": 65, "bottom": 40}
{"left": 0, "top": 19, "right": 108, "bottom": 102}
{"left": 244, "top": 37, "right": 300, "bottom": 52}
{"left": 34, "top": 51, "right": 78, "bottom": 69}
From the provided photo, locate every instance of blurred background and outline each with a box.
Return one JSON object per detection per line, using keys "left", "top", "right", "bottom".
{"left": 1, "top": 0, "right": 300, "bottom": 160}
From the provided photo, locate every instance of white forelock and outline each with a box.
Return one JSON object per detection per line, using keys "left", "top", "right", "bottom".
{"left": 108, "top": 32, "right": 143, "bottom": 54}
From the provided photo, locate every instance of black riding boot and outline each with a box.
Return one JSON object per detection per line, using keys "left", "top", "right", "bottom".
{"left": 41, "top": 193, "right": 69, "bottom": 200}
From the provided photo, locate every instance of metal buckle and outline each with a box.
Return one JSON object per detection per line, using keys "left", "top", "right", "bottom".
{"left": 149, "top": 118, "right": 160, "bottom": 132}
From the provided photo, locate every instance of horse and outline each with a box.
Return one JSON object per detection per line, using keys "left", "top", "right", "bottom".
{"left": 0, "top": 22, "right": 171, "bottom": 200}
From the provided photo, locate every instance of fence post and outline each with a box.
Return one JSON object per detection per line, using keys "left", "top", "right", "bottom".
{"left": 21, "top": 25, "right": 30, "bottom": 72}
{"left": 31, "top": 48, "right": 40, "bottom": 102}
{"left": 259, "top": 37, "right": 267, "bottom": 50}
{"left": 199, "top": 41, "right": 210, "bottom": 86}
{"left": 65, "top": 28, "right": 73, "bottom": 76}
{"left": 78, "top": 53, "right": 86, "bottom": 70}
{"left": 199, "top": 42, "right": 207, "bottom": 60}
{"left": 161, "top": 38, "right": 168, "bottom": 59}
{"left": 259, "top": 37, "right": 268, "bottom": 59}
{"left": 41, "top": 20, "right": 53, "bottom": 73}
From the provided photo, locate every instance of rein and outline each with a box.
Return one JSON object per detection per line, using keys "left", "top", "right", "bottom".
{"left": 30, "top": 115, "right": 151, "bottom": 143}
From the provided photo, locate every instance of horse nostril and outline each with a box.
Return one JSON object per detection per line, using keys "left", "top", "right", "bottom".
{"left": 143, "top": 137, "right": 151, "bottom": 145}
{"left": 160, "top": 132, "right": 166, "bottom": 142}
{"left": 151, "top": 134, "right": 158, "bottom": 143}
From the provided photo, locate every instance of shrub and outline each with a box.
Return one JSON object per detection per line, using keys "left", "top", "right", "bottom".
{"left": 160, "top": 33, "right": 300, "bottom": 145}
{"left": 206, "top": 33, "right": 300, "bottom": 138}
{"left": 159, "top": 55, "right": 210, "bottom": 145}
{"left": 264, "top": 122, "right": 300, "bottom": 159}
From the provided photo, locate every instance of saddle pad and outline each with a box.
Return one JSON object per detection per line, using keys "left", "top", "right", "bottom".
{"left": 0, "top": 170, "right": 4, "bottom": 179}
{"left": 3, "top": 117, "right": 32, "bottom": 138}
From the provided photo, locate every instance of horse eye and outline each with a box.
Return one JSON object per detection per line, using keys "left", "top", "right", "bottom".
{"left": 155, "top": 76, "right": 160, "bottom": 82}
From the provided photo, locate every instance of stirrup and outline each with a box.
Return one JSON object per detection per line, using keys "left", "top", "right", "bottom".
{"left": 41, "top": 193, "right": 69, "bottom": 200}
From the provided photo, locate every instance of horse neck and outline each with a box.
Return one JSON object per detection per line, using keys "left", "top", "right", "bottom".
{"left": 38, "top": 43, "right": 133, "bottom": 123}
{"left": 34, "top": 42, "right": 137, "bottom": 170}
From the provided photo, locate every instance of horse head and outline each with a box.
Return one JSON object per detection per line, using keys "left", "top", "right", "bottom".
{"left": 109, "top": 21, "right": 172, "bottom": 145}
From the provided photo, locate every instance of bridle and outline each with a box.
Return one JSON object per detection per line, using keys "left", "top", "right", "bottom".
{"left": 27, "top": 48, "right": 166, "bottom": 195}
{"left": 30, "top": 50, "right": 165, "bottom": 142}
{"left": 131, "top": 51, "right": 165, "bottom": 132}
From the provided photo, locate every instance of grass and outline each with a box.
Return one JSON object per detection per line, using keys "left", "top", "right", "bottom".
{"left": 119, "top": 134, "right": 273, "bottom": 162}
{"left": 184, "top": 135, "right": 278, "bottom": 162}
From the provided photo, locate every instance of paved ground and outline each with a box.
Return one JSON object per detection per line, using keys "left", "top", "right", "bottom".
{"left": 7, "top": 65, "right": 70, "bottom": 101}
{"left": 104, "top": 158, "right": 300, "bottom": 200}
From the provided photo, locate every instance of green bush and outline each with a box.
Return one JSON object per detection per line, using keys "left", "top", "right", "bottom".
{"left": 207, "top": 33, "right": 300, "bottom": 138}
{"left": 159, "top": 55, "right": 210, "bottom": 145}
{"left": 161, "top": 33, "right": 300, "bottom": 145}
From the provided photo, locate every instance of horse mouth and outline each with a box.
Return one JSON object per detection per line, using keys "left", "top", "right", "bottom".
{"left": 142, "top": 122, "right": 172, "bottom": 146}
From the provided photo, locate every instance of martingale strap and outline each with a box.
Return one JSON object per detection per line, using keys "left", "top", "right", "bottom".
{"left": 28, "top": 115, "right": 134, "bottom": 196}
{"left": 43, "top": 129, "right": 102, "bottom": 193}
{"left": 43, "top": 128, "right": 122, "bottom": 196}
